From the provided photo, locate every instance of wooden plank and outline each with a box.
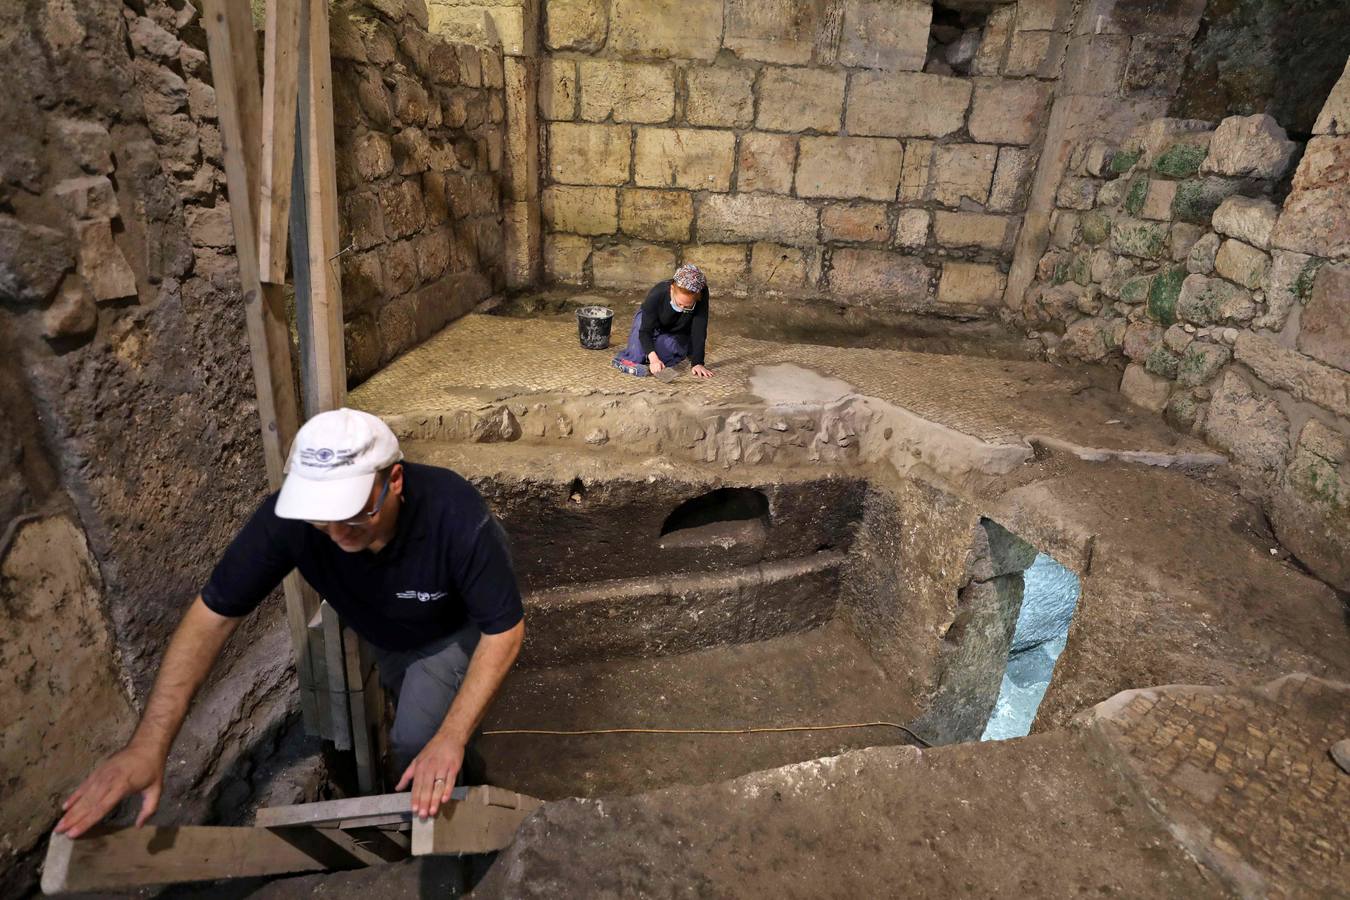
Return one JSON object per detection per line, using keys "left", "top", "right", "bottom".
{"left": 410, "top": 788, "right": 543, "bottom": 857}
{"left": 258, "top": 0, "right": 302, "bottom": 284}
{"left": 307, "top": 606, "right": 332, "bottom": 739}
{"left": 257, "top": 789, "right": 466, "bottom": 829}
{"left": 321, "top": 602, "right": 352, "bottom": 750}
{"left": 343, "top": 624, "right": 376, "bottom": 793}
{"left": 297, "top": 0, "right": 347, "bottom": 415}
{"left": 202, "top": 0, "right": 320, "bottom": 734}
{"left": 40, "top": 826, "right": 363, "bottom": 895}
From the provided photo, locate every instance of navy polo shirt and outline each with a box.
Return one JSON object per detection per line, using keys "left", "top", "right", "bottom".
{"left": 202, "top": 462, "right": 524, "bottom": 651}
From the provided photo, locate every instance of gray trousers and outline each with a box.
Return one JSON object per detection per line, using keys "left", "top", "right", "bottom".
{"left": 374, "top": 622, "right": 481, "bottom": 771}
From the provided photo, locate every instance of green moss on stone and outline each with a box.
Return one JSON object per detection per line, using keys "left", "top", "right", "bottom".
{"left": 1147, "top": 266, "right": 1186, "bottom": 325}
{"left": 1152, "top": 144, "right": 1207, "bottom": 179}
{"left": 1176, "top": 341, "right": 1231, "bottom": 387}
{"left": 1118, "top": 275, "right": 1148, "bottom": 305}
{"left": 1110, "top": 149, "right": 1141, "bottom": 174}
{"left": 1293, "top": 257, "right": 1326, "bottom": 302}
{"left": 1124, "top": 177, "right": 1148, "bottom": 216}
{"left": 1111, "top": 219, "right": 1169, "bottom": 259}
{"left": 1070, "top": 253, "right": 1092, "bottom": 286}
{"left": 1145, "top": 344, "right": 1180, "bottom": 379}
{"left": 1081, "top": 211, "right": 1111, "bottom": 245}
{"left": 1171, "top": 178, "right": 1240, "bottom": 225}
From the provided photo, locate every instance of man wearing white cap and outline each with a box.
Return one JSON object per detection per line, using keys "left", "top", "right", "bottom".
{"left": 56, "top": 409, "right": 525, "bottom": 834}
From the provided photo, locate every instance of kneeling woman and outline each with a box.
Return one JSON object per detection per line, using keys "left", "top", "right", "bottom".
{"left": 614, "top": 264, "right": 715, "bottom": 378}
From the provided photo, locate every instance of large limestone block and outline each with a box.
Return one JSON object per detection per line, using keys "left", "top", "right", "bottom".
{"left": 933, "top": 212, "right": 1011, "bottom": 250}
{"left": 1204, "top": 371, "right": 1290, "bottom": 473}
{"left": 539, "top": 58, "right": 577, "bottom": 120}
{"left": 1297, "top": 263, "right": 1350, "bottom": 373}
{"left": 937, "top": 261, "right": 1005, "bottom": 306}
{"left": 723, "top": 0, "right": 822, "bottom": 65}
{"left": 1213, "top": 239, "right": 1269, "bottom": 290}
{"left": 1313, "top": 57, "right": 1349, "bottom": 136}
{"left": 1119, "top": 363, "right": 1171, "bottom": 412}
{"left": 757, "top": 67, "right": 846, "bottom": 133}
{"left": 1270, "top": 135, "right": 1350, "bottom": 259}
{"left": 898, "top": 140, "right": 933, "bottom": 201}
{"left": 1201, "top": 114, "right": 1297, "bottom": 180}
{"left": 967, "top": 79, "right": 1049, "bottom": 146}
{"left": 542, "top": 185, "right": 618, "bottom": 235}
{"left": 821, "top": 203, "right": 890, "bottom": 243}
{"left": 634, "top": 128, "right": 736, "bottom": 191}
{"left": 829, "top": 248, "right": 933, "bottom": 303}
{"left": 928, "top": 143, "right": 996, "bottom": 207}
{"left": 1236, "top": 331, "right": 1350, "bottom": 418}
{"left": 846, "top": 72, "right": 971, "bottom": 138}
{"left": 988, "top": 146, "right": 1033, "bottom": 212}
{"left": 2, "top": 516, "right": 134, "bottom": 861}
{"left": 579, "top": 60, "right": 675, "bottom": 124}
{"left": 837, "top": 0, "right": 931, "bottom": 71}
{"left": 620, "top": 188, "right": 694, "bottom": 242}
{"left": 593, "top": 241, "right": 677, "bottom": 289}
{"left": 548, "top": 122, "right": 631, "bottom": 185}
{"left": 1177, "top": 273, "right": 1254, "bottom": 325}
{"left": 684, "top": 243, "right": 749, "bottom": 291}
{"left": 795, "top": 136, "right": 903, "bottom": 200}
{"left": 737, "top": 132, "right": 797, "bottom": 194}
{"left": 1254, "top": 249, "right": 1314, "bottom": 331}
{"left": 1211, "top": 195, "right": 1279, "bottom": 249}
{"left": 893, "top": 208, "right": 930, "bottom": 248}
{"left": 972, "top": 4, "right": 1015, "bottom": 75}
{"left": 609, "top": 0, "right": 722, "bottom": 61}
{"left": 429, "top": 4, "right": 531, "bottom": 56}
{"left": 698, "top": 193, "right": 819, "bottom": 246}
{"left": 750, "top": 241, "right": 821, "bottom": 294}
{"left": 686, "top": 67, "right": 756, "bottom": 128}
{"left": 1273, "top": 420, "right": 1350, "bottom": 592}
{"left": 545, "top": 0, "right": 608, "bottom": 52}
{"left": 544, "top": 232, "right": 592, "bottom": 283}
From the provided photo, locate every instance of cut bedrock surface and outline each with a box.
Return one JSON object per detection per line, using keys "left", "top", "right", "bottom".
{"left": 480, "top": 619, "right": 918, "bottom": 801}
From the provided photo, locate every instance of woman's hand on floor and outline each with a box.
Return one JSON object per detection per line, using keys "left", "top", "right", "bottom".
{"left": 692, "top": 364, "right": 714, "bottom": 378}
{"left": 649, "top": 356, "right": 666, "bottom": 374}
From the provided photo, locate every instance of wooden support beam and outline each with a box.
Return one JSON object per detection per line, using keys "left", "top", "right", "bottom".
{"left": 343, "top": 624, "right": 377, "bottom": 793}
{"left": 256, "top": 789, "right": 467, "bottom": 829}
{"left": 410, "top": 787, "right": 543, "bottom": 856}
{"left": 258, "top": 0, "right": 302, "bottom": 284}
{"left": 202, "top": 0, "right": 320, "bottom": 732}
{"left": 321, "top": 602, "right": 353, "bottom": 750}
{"left": 297, "top": 0, "right": 347, "bottom": 415}
{"left": 40, "top": 826, "right": 369, "bottom": 895}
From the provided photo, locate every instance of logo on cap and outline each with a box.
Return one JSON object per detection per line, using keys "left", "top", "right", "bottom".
{"left": 299, "top": 446, "right": 360, "bottom": 469}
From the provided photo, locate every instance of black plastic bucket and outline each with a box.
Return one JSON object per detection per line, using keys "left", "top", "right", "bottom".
{"left": 576, "top": 305, "right": 614, "bottom": 350}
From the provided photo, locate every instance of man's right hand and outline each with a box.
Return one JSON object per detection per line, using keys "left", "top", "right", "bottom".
{"left": 56, "top": 744, "right": 164, "bottom": 837}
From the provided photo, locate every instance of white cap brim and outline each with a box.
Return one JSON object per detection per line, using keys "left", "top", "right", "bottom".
{"left": 275, "top": 471, "right": 376, "bottom": 522}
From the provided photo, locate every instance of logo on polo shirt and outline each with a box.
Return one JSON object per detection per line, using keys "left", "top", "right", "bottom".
{"left": 396, "top": 589, "right": 447, "bottom": 603}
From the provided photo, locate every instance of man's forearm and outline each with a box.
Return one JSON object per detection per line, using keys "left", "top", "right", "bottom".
{"left": 435, "top": 621, "right": 524, "bottom": 746}
{"left": 130, "top": 596, "right": 241, "bottom": 759}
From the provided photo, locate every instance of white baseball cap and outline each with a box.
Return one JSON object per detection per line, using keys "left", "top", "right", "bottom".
{"left": 275, "top": 408, "right": 404, "bottom": 521}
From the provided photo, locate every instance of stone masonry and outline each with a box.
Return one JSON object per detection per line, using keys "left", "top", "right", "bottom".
{"left": 525, "top": 0, "right": 1070, "bottom": 315}
{"left": 332, "top": 0, "right": 507, "bottom": 381}
{"left": 1016, "top": 86, "right": 1350, "bottom": 591}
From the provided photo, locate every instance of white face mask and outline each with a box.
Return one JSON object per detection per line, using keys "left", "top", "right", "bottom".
{"left": 670, "top": 298, "right": 687, "bottom": 314}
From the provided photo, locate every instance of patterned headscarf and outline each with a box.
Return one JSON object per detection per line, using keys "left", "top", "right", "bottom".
{"left": 673, "top": 263, "right": 706, "bottom": 294}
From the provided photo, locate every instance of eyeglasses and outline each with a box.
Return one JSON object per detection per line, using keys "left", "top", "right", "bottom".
{"left": 306, "top": 472, "right": 394, "bottom": 529}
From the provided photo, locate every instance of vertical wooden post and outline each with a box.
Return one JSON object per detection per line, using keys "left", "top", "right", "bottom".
{"left": 297, "top": 0, "right": 347, "bottom": 415}
{"left": 202, "top": 0, "right": 320, "bottom": 731}
{"left": 258, "top": 0, "right": 302, "bottom": 284}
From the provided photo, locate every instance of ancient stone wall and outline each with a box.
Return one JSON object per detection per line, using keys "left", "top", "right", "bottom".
{"left": 516, "top": 0, "right": 1071, "bottom": 314}
{"left": 1013, "top": 60, "right": 1350, "bottom": 591}
{"left": 331, "top": 0, "right": 507, "bottom": 382}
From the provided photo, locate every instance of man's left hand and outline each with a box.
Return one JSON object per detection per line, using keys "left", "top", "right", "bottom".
{"left": 692, "top": 364, "right": 714, "bottom": 378}
{"left": 396, "top": 733, "right": 464, "bottom": 819}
